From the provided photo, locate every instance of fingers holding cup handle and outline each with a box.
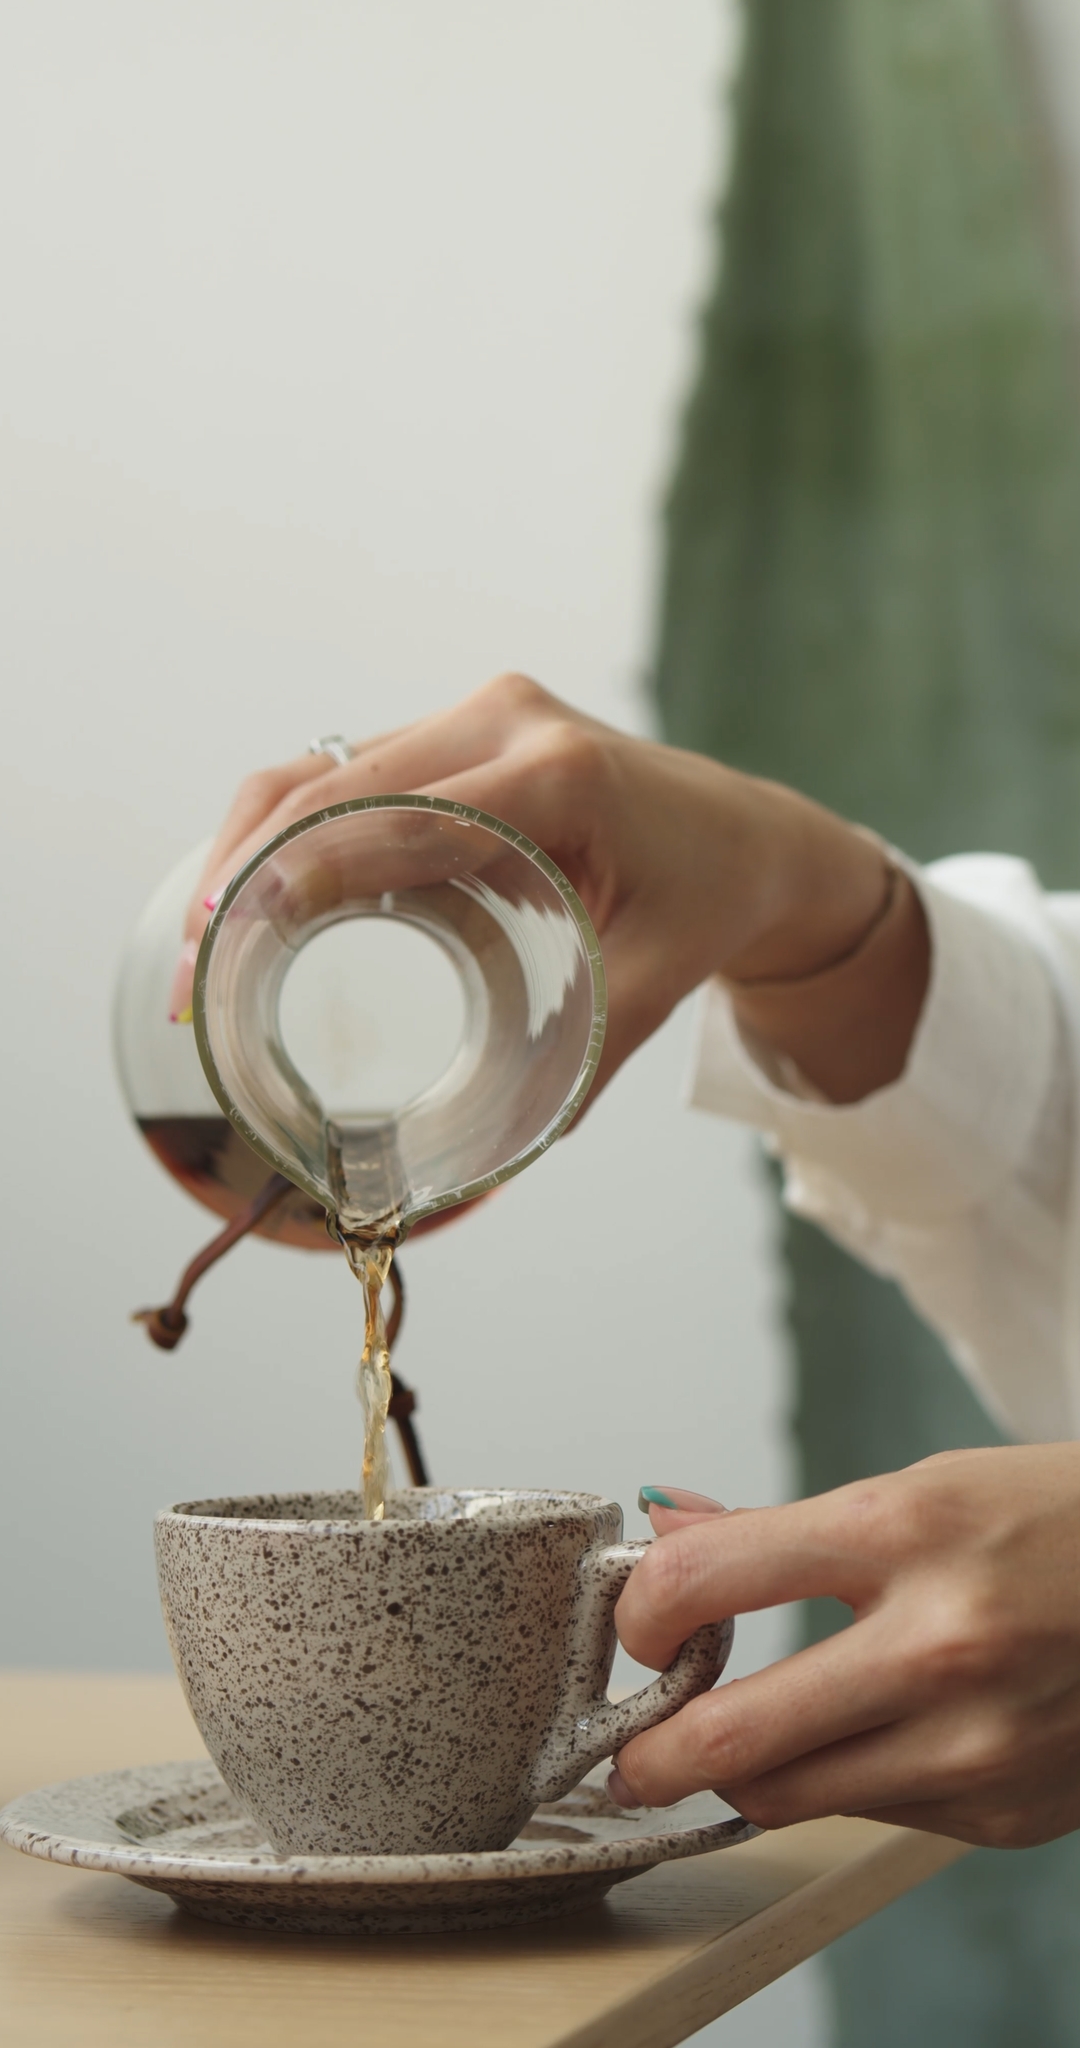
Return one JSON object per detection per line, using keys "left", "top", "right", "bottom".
{"left": 527, "top": 1540, "right": 733, "bottom": 1806}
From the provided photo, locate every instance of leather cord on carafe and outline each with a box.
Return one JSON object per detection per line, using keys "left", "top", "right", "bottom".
{"left": 131, "top": 1182, "right": 429, "bottom": 1487}
{"left": 131, "top": 1174, "right": 294, "bottom": 1348}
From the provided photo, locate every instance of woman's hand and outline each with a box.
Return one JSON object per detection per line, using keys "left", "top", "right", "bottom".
{"left": 173, "top": 674, "right": 925, "bottom": 1099}
{"left": 611, "top": 1447, "right": 1080, "bottom": 1849}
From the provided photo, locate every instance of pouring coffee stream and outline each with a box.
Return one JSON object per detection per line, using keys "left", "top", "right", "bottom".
{"left": 115, "top": 795, "right": 607, "bottom": 1518}
{"left": 131, "top": 1174, "right": 429, "bottom": 1489}
{"left": 346, "top": 1235, "right": 396, "bottom": 1519}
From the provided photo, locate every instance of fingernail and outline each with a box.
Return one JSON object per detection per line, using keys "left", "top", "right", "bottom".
{"left": 202, "top": 889, "right": 223, "bottom": 912}
{"left": 607, "top": 1768, "right": 641, "bottom": 1811}
{"left": 167, "top": 938, "right": 199, "bottom": 1024}
{"left": 638, "top": 1486, "right": 726, "bottom": 1514}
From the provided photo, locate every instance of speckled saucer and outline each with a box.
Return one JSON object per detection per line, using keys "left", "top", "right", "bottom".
{"left": 0, "top": 1760, "right": 758, "bottom": 1933}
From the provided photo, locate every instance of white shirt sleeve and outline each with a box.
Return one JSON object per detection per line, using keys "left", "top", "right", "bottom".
{"left": 689, "top": 855, "right": 1080, "bottom": 1444}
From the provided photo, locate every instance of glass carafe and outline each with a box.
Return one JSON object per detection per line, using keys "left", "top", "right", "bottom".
{"left": 115, "top": 797, "right": 607, "bottom": 1252}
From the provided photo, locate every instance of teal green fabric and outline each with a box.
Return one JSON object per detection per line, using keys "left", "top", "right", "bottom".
{"left": 653, "top": 2, "right": 1080, "bottom": 2041}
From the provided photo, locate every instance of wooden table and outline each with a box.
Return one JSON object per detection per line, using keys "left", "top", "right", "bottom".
{"left": 0, "top": 1673, "right": 965, "bottom": 2047}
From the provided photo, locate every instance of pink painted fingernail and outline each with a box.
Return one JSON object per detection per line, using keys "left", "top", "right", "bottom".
{"left": 202, "top": 889, "right": 223, "bottom": 912}
{"left": 607, "top": 1769, "right": 641, "bottom": 1811}
{"left": 167, "top": 938, "right": 199, "bottom": 1024}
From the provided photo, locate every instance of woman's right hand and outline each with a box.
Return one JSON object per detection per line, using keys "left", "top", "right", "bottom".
{"left": 613, "top": 1447, "right": 1080, "bottom": 1850}
{"left": 174, "top": 673, "right": 915, "bottom": 1099}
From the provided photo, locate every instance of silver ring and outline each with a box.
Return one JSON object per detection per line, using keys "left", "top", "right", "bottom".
{"left": 308, "top": 734, "right": 355, "bottom": 767}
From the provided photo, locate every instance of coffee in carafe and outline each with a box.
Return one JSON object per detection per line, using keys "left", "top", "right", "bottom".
{"left": 137, "top": 1113, "right": 331, "bottom": 1249}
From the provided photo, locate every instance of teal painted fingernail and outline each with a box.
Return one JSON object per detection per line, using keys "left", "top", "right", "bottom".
{"left": 638, "top": 1487, "right": 677, "bottom": 1511}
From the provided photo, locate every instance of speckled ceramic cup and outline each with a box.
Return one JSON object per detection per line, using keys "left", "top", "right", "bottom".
{"left": 155, "top": 1488, "right": 733, "bottom": 1858}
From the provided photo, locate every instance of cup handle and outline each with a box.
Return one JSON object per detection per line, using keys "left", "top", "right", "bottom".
{"left": 526, "top": 1540, "right": 733, "bottom": 1807}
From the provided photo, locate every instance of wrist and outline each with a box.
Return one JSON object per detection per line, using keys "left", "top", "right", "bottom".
{"left": 716, "top": 777, "right": 894, "bottom": 985}
{"left": 729, "top": 864, "right": 931, "bottom": 1103}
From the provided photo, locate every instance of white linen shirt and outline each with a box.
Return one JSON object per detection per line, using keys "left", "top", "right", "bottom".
{"left": 689, "top": 856, "right": 1080, "bottom": 1445}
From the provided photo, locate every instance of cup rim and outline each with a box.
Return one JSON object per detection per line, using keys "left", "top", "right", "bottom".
{"left": 191, "top": 793, "right": 608, "bottom": 1236}
{"left": 155, "top": 1486, "right": 622, "bottom": 1536}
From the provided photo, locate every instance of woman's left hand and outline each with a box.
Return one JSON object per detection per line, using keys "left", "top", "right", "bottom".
{"left": 611, "top": 1445, "right": 1080, "bottom": 1848}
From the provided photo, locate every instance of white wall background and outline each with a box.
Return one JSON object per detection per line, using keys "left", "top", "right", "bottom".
{"left": 0, "top": 5, "right": 829, "bottom": 2039}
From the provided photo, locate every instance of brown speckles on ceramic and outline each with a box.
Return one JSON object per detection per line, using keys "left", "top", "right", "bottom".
{"left": 0, "top": 1760, "right": 758, "bottom": 1933}
{"left": 153, "top": 1489, "right": 733, "bottom": 1858}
